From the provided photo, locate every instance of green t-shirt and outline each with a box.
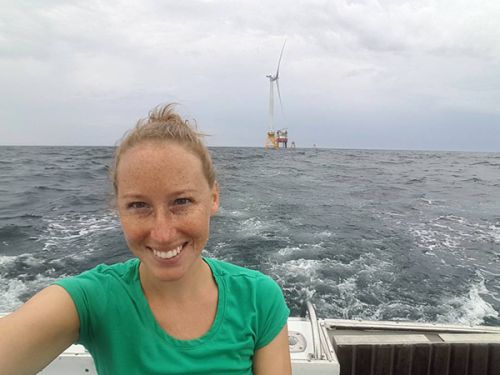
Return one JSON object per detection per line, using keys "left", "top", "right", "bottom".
{"left": 55, "top": 257, "right": 290, "bottom": 374}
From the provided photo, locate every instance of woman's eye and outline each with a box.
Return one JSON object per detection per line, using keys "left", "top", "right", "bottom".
{"left": 174, "top": 198, "right": 192, "bottom": 206}
{"left": 127, "top": 202, "right": 148, "bottom": 210}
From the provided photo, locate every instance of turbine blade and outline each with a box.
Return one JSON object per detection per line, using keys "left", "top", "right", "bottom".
{"left": 275, "top": 39, "right": 286, "bottom": 78}
{"left": 276, "top": 79, "right": 284, "bottom": 115}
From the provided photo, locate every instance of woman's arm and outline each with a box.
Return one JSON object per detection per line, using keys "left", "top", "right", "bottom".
{"left": 253, "top": 324, "right": 292, "bottom": 375}
{"left": 0, "top": 285, "right": 79, "bottom": 375}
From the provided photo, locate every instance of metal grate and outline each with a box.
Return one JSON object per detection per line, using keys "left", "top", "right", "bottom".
{"left": 336, "top": 343, "right": 500, "bottom": 375}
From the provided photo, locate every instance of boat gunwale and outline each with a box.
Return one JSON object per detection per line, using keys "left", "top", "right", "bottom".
{"left": 323, "top": 318, "right": 500, "bottom": 334}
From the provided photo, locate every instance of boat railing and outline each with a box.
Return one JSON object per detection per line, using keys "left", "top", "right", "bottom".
{"left": 300, "top": 301, "right": 321, "bottom": 360}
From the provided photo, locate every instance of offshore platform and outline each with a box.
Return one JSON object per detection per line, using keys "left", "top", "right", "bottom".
{"left": 265, "top": 128, "right": 288, "bottom": 149}
{"left": 265, "top": 41, "right": 290, "bottom": 149}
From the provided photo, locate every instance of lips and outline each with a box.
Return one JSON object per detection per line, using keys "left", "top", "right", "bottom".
{"left": 151, "top": 244, "right": 184, "bottom": 260}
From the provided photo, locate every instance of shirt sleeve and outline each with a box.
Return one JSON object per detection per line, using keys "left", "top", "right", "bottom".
{"left": 254, "top": 275, "right": 290, "bottom": 349}
{"left": 53, "top": 267, "right": 108, "bottom": 347}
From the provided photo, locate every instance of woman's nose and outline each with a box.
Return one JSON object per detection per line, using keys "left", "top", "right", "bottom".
{"left": 150, "top": 210, "right": 175, "bottom": 243}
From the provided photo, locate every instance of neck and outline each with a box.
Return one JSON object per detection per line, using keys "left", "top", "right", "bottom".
{"left": 139, "top": 257, "right": 214, "bottom": 303}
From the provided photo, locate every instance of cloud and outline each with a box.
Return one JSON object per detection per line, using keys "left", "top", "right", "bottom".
{"left": 0, "top": 0, "right": 499, "bottom": 150}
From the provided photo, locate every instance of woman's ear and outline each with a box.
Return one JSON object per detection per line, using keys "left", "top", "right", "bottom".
{"left": 210, "top": 181, "right": 220, "bottom": 216}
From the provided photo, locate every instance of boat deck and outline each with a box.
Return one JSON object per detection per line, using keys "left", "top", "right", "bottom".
{"left": 4, "top": 309, "right": 500, "bottom": 374}
{"left": 289, "top": 302, "right": 500, "bottom": 375}
{"left": 324, "top": 319, "right": 500, "bottom": 375}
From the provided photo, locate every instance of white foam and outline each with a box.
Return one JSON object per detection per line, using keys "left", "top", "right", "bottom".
{"left": 0, "top": 278, "right": 28, "bottom": 311}
{"left": 317, "top": 231, "right": 332, "bottom": 238}
{"left": 270, "top": 251, "right": 396, "bottom": 319}
{"left": 277, "top": 258, "right": 324, "bottom": 274}
{"left": 489, "top": 225, "right": 500, "bottom": 243}
{"left": 238, "top": 217, "right": 266, "bottom": 236}
{"left": 0, "top": 273, "right": 57, "bottom": 312}
{"left": 411, "top": 227, "right": 461, "bottom": 252}
{"left": 217, "top": 207, "right": 247, "bottom": 218}
{"left": 276, "top": 243, "right": 325, "bottom": 257}
{"left": 277, "top": 246, "right": 301, "bottom": 256}
{"left": 37, "top": 212, "right": 119, "bottom": 252}
{"left": 437, "top": 278, "right": 499, "bottom": 326}
{"left": 419, "top": 198, "right": 433, "bottom": 205}
{"left": 437, "top": 215, "right": 467, "bottom": 224}
{"left": 0, "top": 252, "right": 62, "bottom": 311}
{"left": 409, "top": 215, "right": 496, "bottom": 257}
{"left": 335, "top": 275, "right": 370, "bottom": 319}
{"left": 269, "top": 258, "right": 326, "bottom": 297}
{"left": 0, "top": 255, "right": 16, "bottom": 267}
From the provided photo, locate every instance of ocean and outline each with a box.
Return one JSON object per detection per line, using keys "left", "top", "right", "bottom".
{"left": 1, "top": 146, "right": 500, "bottom": 326}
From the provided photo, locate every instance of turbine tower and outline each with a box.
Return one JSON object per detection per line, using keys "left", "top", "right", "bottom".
{"left": 265, "top": 40, "right": 287, "bottom": 149}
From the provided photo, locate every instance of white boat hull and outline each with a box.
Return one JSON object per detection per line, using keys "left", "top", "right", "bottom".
{"left": 4, "top": 303, "right": 500, "bottom": 374}
{"left": 37, "top": 316, "right": 340, "bottom": 375}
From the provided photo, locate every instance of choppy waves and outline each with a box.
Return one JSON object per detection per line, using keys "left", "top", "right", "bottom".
{"left": 1, "top": 146, "right": 500, "bottom": 327}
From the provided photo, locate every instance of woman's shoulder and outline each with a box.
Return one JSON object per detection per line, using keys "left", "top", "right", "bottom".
{"left": 204, "top": 257, "right": 265, "bottom": 279}
{"left": 88, "top": 258, "right": 139, "bottom": 276}
{"left": 204, "top": 257, "right": 281, "bottom": 292}
{"left": 56, "top": 258, "right": 139, "bottom": 287}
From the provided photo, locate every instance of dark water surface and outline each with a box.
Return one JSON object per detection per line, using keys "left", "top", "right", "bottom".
{"left": 1, "top": 146, "right": 500, "bottom": 326}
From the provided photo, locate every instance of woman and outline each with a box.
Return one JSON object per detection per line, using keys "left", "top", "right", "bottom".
{"left": 0, "top": 104, "right": 291, "bottom": 374}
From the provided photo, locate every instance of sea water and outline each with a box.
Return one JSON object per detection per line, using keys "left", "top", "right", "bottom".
{"left": 1, "top": 146, "right": 499, "bottom": 326}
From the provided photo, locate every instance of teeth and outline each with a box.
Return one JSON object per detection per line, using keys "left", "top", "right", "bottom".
{"left": 152, "top": 245, "right": 183, "bottom": 259}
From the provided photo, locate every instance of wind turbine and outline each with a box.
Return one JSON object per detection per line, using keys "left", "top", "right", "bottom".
{"left": 265, "top": 40, "right": 287, "bottom": 149}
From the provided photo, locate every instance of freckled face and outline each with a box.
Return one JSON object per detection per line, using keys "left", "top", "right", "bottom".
{"left": 116, "top": 141, "right": 219, "bottom": 283}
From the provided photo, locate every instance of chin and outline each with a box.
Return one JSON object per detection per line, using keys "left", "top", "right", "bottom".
{"left": 138, "top": 246, "right": 204, "bottom": 283}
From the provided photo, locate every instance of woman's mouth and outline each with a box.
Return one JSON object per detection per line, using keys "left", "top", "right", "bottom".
{"left": 151, "top": 244, "right": 185, "bottom": 260}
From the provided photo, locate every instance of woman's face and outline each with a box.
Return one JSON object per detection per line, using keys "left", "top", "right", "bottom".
{"left": 116, "top": 141, "right": 219, "bottom": 283}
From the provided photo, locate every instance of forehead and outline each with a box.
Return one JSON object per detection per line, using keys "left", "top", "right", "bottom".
{"left": 116, "top": 141, "right": 205, "bottom": 189}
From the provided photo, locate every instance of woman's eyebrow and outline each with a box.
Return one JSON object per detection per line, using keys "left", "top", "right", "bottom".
{"left": 120, "top": 189, "right": 199, "bottom": 199}
{"left": 119, "top": 193, "right": 146, "bottom": 199}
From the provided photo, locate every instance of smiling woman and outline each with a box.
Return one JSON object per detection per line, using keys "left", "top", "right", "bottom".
{"left": 0, "top": 104, "right": 291, "bottom": 375}
{"left": 116, "top": 141, "right": 219, "bottom": 285}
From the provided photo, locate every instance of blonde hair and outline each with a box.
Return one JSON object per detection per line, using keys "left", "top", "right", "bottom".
{"left": 110, "top": 103, "right": 216, "bottom": 194}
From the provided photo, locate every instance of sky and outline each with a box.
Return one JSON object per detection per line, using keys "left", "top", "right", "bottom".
{"left": 1, "top": 0, "right": 500, "bottom": 151}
